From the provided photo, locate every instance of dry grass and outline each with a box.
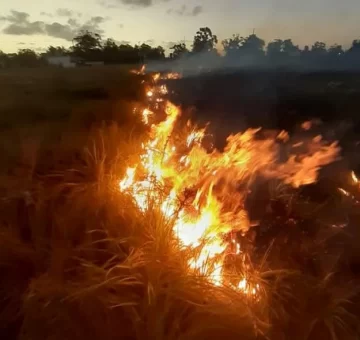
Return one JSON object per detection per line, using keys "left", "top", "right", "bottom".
{"left": 0, "top": 67, "right": 359, "bottom": 339}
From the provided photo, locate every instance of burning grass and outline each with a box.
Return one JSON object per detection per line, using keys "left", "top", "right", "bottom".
{"left": 1, "top": 67, "right": 360, "bottom": 339}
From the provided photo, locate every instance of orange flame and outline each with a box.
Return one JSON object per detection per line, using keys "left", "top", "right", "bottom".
{"left": 119, "top": 71, "right": 340, "bottom": 296}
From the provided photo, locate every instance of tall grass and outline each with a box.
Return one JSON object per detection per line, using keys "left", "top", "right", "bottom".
{"left": 0, "top": 69, "right": 359, "bottom": 339}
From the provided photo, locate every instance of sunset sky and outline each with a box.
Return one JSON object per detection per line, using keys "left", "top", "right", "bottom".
{"left": 0, "top": 0, "right": 359, "bottom": 53}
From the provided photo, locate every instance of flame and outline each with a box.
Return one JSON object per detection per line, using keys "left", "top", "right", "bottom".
{"left": 119, "top": 71, "right": 340, "bottom": 297}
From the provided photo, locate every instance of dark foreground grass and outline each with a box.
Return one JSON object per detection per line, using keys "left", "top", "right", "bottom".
{"left": 0, "top": 68, "right": 360, "bottom": 339}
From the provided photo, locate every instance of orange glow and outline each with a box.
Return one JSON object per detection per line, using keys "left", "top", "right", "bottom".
{"left": 351, "top": 171, "right": 359, "bottom": 184}
{"left": 119, "top": 71, "right": 340, "bottom": 296}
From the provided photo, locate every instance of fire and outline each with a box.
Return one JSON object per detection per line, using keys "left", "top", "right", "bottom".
{"left": 119, "top": 71, "right": 340, "bottom": 296}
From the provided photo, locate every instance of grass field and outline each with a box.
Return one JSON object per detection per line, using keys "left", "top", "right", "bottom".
{"left": 1, "top": 66, "right": 360, "bottom": 340}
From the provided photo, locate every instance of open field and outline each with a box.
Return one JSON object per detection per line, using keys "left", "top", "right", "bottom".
{"left": 1, "top": 66, "right": 360, "bottom": 340}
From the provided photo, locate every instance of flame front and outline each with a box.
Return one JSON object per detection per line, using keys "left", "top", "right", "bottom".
{"left": 119, "top": 69, "right": 340, "bottom": 296}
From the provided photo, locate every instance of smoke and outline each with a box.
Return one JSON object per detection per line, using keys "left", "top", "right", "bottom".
{"left": 146, "top": 51, "right": 360, "bottom": 79}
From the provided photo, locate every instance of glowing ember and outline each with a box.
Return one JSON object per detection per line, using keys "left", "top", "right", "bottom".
{"left": 141, "top": 108, "right": 153, "bottom": 125}
{"left": 301, "top": 121, "right": 312, "bottom": 131}
{"left": 119, "top": 70, "right": 341, "bottom": 297}
{"left": 351, "top": 171, "right": 359, "bottom": 184}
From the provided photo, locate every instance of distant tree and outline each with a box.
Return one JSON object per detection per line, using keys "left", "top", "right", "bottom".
{"left": 192, "top": 27, "right": 218, "bottom": 53}
{"left": 241, "top": 34, "right": 265, "bottom": 56}
{"left": 14, "top": 49, "right": 40, "bottom": 67}
{"left": 267, "top": 39, "right": 283, "bottom": 58}
{"left": 137, "top": 44, "right": 165, "bottom": 62}
{"left": 311, "top": 41, "right": 327, "bottom": 55}
{"left": 0, "top": 50, "right": 8, "bottom": 68}
{"left": 118, "top": 44, "right": 140, "bottom": 64}
{"left": 267, "top": 39, "right": 299, "bottom": 65}
{"left": 71, "top": 30, "right": 103, "bottom": 61}
{"left": 45, "top": 46, "right": 69, "bottom": 56}
{"left": 348, "top": 39, "right": 360, "bottom": 54}
{"left": 282, "top": 39, "right": 299, "bottom": 56}
{"left": 222, "top": 34, "right": 244, "bottom": 56}
{"left": 328, "top": 44, "right": 344, "bottom": 57}
{"left": 102, "top": 38, "right": 119, "bottom": 63}
{"left": 170, "top": 43, "right": 189, "bottom": 59}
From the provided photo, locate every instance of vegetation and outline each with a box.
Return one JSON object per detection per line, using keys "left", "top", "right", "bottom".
{"left": 0, "top": 27, "right": 360, "bottom": 68}
{"left": 0, "top": 64, "right": 360, "bottom": 340}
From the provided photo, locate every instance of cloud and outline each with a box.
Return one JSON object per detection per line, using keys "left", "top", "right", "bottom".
{"left": 120, "top": 0, "right": 152, "bottom": 6}
{"left": 192, "top": 5, "right": 203, "bottom": 16}
{"left": 45, "top": 22, "right": 75, "bottom": 40}
{"left": 0, "top": 10, "right": 107, "bottom": 41}
{"left": 100, "top": 0, "right": 170, "bottom": 8}
{"left": 167, "top": 5, "right": 203, "bottom": 16}
{"left": 117, "top": 40, "right": 131, "bottom": 45}
{"left": 0, "top": 10, "right": 29, "bottom": 23}
{"left": 56, "top": 8, "right": 74, "bottom": 17}
{"left": 163, "top": 41, "right": 178, "bottom": 49}
{"left": 40, "top": 12, "right": 53, "bottom": 17}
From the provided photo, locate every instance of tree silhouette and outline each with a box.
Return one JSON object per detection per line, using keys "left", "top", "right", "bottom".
{"left": 14, "top": 49, "right": 41, "bottom": 67}
{"left": 311, "top": 41, "right": 327, "bottom": 55}
{"left": 102, "top": 38, "right": 120, "bottom": 63}
{"left": 328, "top": 44, "right": 344, "bottom": 57}
{"left": 192, "top": 27, "right": 218, "bottom": 53}
{"left": 0, "top": 50, "right": 8, "bottom": 68}
{"left": 0, "top": 27, "right": 360, "bottom": 69}
{"left": 349, "top": 40, "right": 360, "bottom": 54}
{"left": 241, "top": 34, "right": 265, "bottom": 57}
{"left": 222, "top": 34, "right": 244, "bottom": 56}
{"left": 45, "top": 46, "right": 69, "bottom": 56}
{"left": 267, "top": 39, "right": 283, "bottom": 59}
{"left": 282, "top": 39, "right": 299, "bottom": 56}
{"left": 170, "top": 43, "right": 189, "bottom": 59}
{"left": 71, "top": 30, "right": 103, "bottom": 61}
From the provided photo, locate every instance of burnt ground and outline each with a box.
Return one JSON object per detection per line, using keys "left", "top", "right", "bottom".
{"left": 164, "top": 70, "right": 360, "bottom": 148}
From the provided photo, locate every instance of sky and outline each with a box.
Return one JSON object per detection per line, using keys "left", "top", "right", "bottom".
{"left": 0, "top": 0, "right": 359, "bottom": 53}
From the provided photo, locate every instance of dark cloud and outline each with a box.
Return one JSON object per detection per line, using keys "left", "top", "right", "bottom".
{"left": 120, "top": 0, "right": 152, "bottom": 7}
{"left": 45, "top": 22, "right": 75, "bottom": 41}
{"left": 3, "top": 21, "right": 44, "bottom": 35}
{"left": 100, "top": 0, "right": 170, "bottom": 8}
{"left": 0, "top": 10, "right": 107, "bottom": 41}
{"left": 0, "top": 10, "right": 29, "bottom": 23}
{"left": 167, "top": 5, "right": 203, "bottom": 17}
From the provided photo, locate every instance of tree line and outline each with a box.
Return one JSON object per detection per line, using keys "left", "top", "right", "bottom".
{"left": 1, "top": 27, "right": 360, "bottom": 69}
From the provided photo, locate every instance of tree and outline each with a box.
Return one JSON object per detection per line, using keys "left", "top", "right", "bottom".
{"left": 282, "top": 39, "right": 299, "bottom": 56}
{"left": 192, "top": 27, "right": 218, "bottom": 53}
{"left": 328, "top": 44, "right": 344, "bottom": 57}
{"left": 71, "top": 30, "right": 103, "bottom": 61}
{"left": 267, "top": 39, "right": 283, "bottom": 58}
{"left": 241, "top": 34, "right": 265, "bottom": 56}
{"left": 348, "top": 39, "right": 360, "bottom": 54}
{"left": 13, "top": 49, "right": 40, "bottom": 67}
{"left": 222, "top": 34, "right": 244, "bottom": 56}
{"left": 117, "top": 44, "right": 140, "bottom": 64}
{"left": 0, "top": 50, "right": 8, "bottom": 68}
{"left": 311, "top": 41, "right": 327, "bottom": 55}
{"left": 102, "top": 38, "right": 119, "bottom": 63}
{"left": 45, "top": 46, "right": 69, "bottom": 56}
{"left": 170, "top": 43, "right": 189, "bottom": 59}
